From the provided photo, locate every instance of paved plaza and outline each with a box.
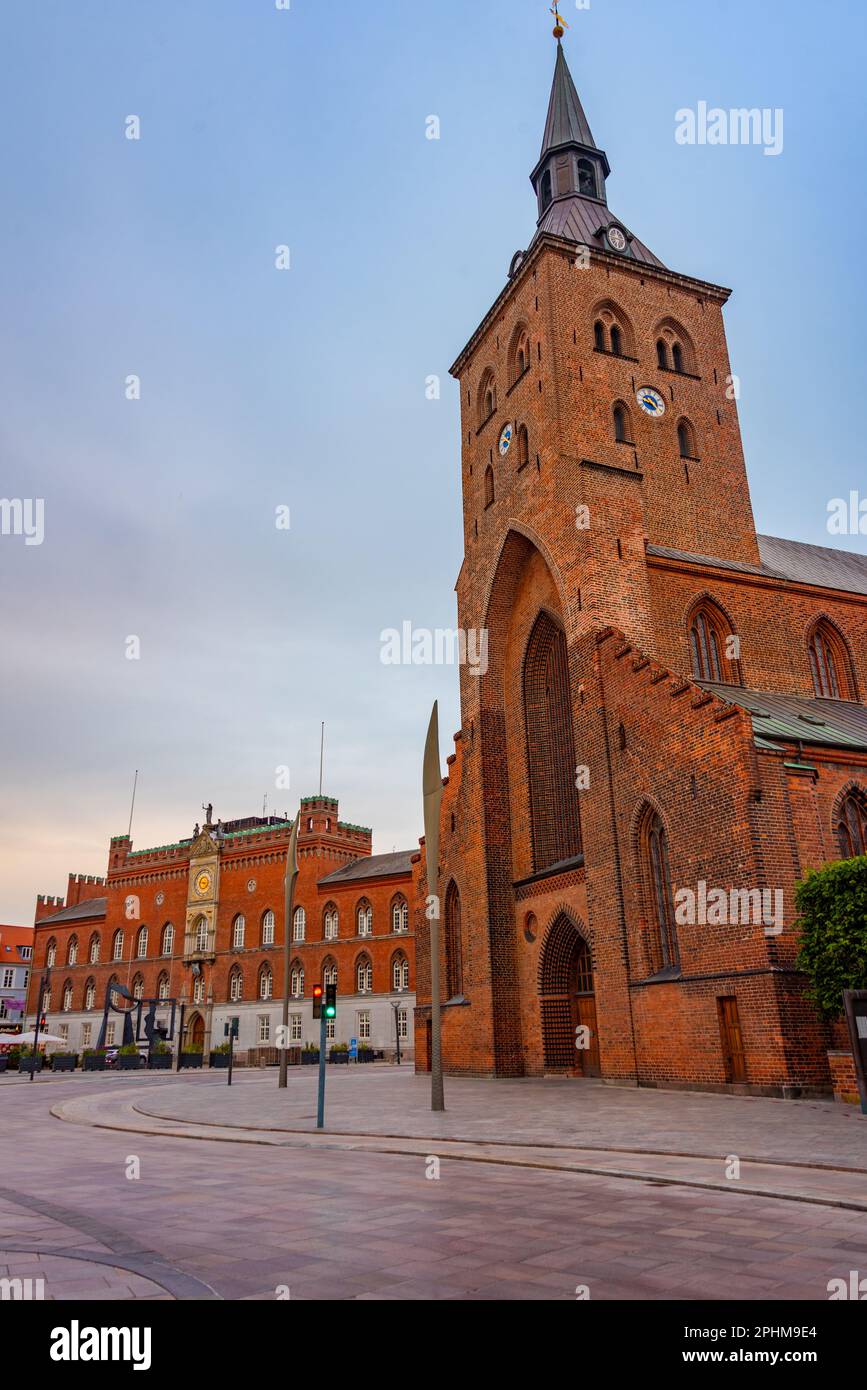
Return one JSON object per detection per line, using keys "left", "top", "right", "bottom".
{"left": 1, "top": 1067, "right": 866, "bottom": 1300}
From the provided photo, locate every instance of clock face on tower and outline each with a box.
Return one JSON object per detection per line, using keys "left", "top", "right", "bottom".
{"left": 636, "top": 386, "right": 666, "bottom": 418}
{"left": 606, "top": 225, "right": 627, "bottom": 252}
{"left": 498, "top": 422, "right": 514, "bottom": 456}
{"left": 194, "top": 869, "right": 213, "bottom": 898}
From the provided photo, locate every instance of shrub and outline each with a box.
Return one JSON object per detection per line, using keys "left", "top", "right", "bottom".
{"left": 211, "top": 1042, "right": 231, "bottom": 1054}
{"left": 119, "top": 1043, "right": 140, "bottom": 1056}
{"left": 796, "top": 856, "right": 867, "bottom": 1020}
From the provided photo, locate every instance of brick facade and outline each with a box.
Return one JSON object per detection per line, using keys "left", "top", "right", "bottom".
{"left": 413, "top": 42, "right": 866, "bottom": 1097}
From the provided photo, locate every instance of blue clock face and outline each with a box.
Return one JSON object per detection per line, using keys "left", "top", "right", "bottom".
{"left": 637, "top": 387, "right": 666, "bottom": 418}
{"left": 498, "top": 423, "right": 514, "bottom": 456}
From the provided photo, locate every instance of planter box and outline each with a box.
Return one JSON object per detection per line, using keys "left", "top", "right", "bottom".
{"left": 0, "top": 1058, "right": 8, "bottom": 1073}
{"left": 356, "top": 1051, "right": 375, "bottom": 1064}
{"left": 329, "top": 1051, "right": 350, "bottom": 1065}
{"left": 209, "top": 1053, "right": 231, "bottom": 1069}
{"left": 118, "top": 1054, "right": 143, "bottom": 1071}
{"left": 179, "top": 1053, "right": 204, "bottom": 1070}
{"left": 19, "top": 1058, "right": 43, "bottom": 1073}
{"left": 83, "top": 1055, "right": 107, "bottom": 1072}
{"left": 147, "top": 1054, "right": 172, "bottom": 1070}
{"left": 51, "top": 1055, "right": 78, "bottom": 1072}
{"left": 301, "top": 1051, "right": 320, "bottom": 1065}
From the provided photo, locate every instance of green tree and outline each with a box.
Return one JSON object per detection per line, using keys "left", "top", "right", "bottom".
{"left": 796, "top": 857, "right": 867, "bottom": 1019}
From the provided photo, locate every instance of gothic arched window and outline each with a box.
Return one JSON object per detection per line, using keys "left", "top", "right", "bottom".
{"left": 808, "top": 620, "right": 856, "bottom": 700}
{"left": 356, "top": 956, "right": 373, "bottom": 993}
{"left": 160, "top": 923, "right": 174, "bottom": 956}
{"left": 89, "top": 933, "right": 100, "bottom": 964}
{"left": 677, "top": 418, "right": 698, "bottom": 459}
{"left": 136, "top": 926, "right": 148, "bottom": 959}
{"left": 391, "top": 897, "right": 409, "bottom": 933}
{"left": 232, "top": 915, "right": 245, "bottom": 949}
{"left": 540, "top": 168, "right": 553, "bottom": 211}
{"left": 656, "top": 339, "right": 669, "bottom": 369}
{"left": 357, "top": 900, "right": 373, "bottom": 936}
{"left": 517, "top": 423, "right": 530, "bottom": 470}
{"left": 594, "top": 320, "right": 606, "bottom": 351}
{"left": 229, "top": 967, "right": 243, "bottom": 1003}
{"left": 445, "top": 881, "right": 463, "bottom": 999}
{"left": 576, "top": 158, "right": 596, "bottom": 197}
{"left": 688, "top": 602, "right": 740, "bottom": 685}
{"left": 641, "top": 809, "right": 679, "bottom": 972}
{"left": 836, "top": 789, "right": 867, "bottom": 859}
{"left": 67, "top": 936, "right": 78, "bottom": 966}
{"left": 613, "top": 402, "right": 632, "bottom": 444}
{"left": 484, "top": 465, "right": 495, "bottom": 508}
{"left": 523, "top": 612, "right": 582, "bottom": 872}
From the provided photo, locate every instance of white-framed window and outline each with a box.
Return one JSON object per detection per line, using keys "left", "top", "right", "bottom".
{"left": 326, "top": 1017, "right": 335, "bottom": 1041}
{"left": 136, "top": 927, "right": 148, "bottom": 958}
{"left": 0, "top": 1001, "right": 8, "bottom": 1021}
{"left": 194, "top": 917, "right": 209, "bottom": 953}
{"left": 293, "top": 907, "right": 306, "bottom": 943}
{"left": 324, "top": 906, "right": 339, "bottom": 940}
{"left": 89, "top": 934, "right": 100, "bottom": 964}
{"left": 233, "top": 915, "right": 245, "bottom": 949}
{"left": 357, "top": 902, "right": 373, "bottom": 936}
{"left": 1, "top": 968, "right": 13, "bottom": 989}
{"left": 20, "top": 946, "right": 32, "bottom": 961}
{"left": 67, "top": 938, "right": 78, "bottom": 966}
{"left": 229, "top": 969, "right": 243, "bottom": 1002}
{"left": 43, "top": 988, "right": 52, "bottom": 1011}
{"left": 158, "top": 974, "right": 169, "bottom": 1001}
{"left": 62, "top": 982, "right": 73, "bottom": 1012}
{"left": 260, "top": 968, "right": 274, "bottom": 1001}
{"left": 105, "top": 1022, "right": 116, "bottom": 1046}
{"left": 262, "top": 910, "right": 275, "bottom": 946}
{"left": 392, "top": 956, "right": 410, "bottom": 992}
{"left": 193, "top": 975, "right": 205, "bottom": 1005}
{"left": 133, "top": 976, "right": 144, "bottom": 1001}
{"left": 257, "top": 1014, "right": 271, "bottom": 1044}
{"left": 356, "top": 960, "right": 373, "bottom": 994}
{"left": 357, "top": 1010, "right": 371, "bottom": 1040}
{"left": 290, "top": 966, "right": 304, "bottom": 999}
{"left": 323, "top": 962, "right": 337, "bottom": 987}
{"left": 290, "top": 1014, "right": 302, "bottom": 1042}
{"left": 161, "top": 923, "right": 174, "bottom": 956}
{"left": 58, "top": 1024, "right": 69, "bottom": 1043}
{"left": 46, "top": 941, "right": 57, "bottom": 968}
{"left": 84, "top": 980, "right": 96, "bottom": 1011}
{"left": 398, "top": 1009, "right": 408, "bottom": 1040}
{"left": 392, "top": 898, "right": 408, "bottom": 933}
{"left": 112, "top": 930, "right": 124, "bottom": 961}
{"left": 81, "top": 1023, "right": 92, "bottom": 1049}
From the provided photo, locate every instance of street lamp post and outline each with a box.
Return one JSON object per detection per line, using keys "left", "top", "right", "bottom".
{"left": 391, "top": 999, "right": 402, "bottom": 1066}
{"left": 29, "top": 969, "right": 51, "bottom": 1082}
{"left": 279, "top": 814, "right": 300, "bottom": 1089}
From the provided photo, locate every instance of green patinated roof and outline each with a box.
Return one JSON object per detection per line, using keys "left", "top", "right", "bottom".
{"left": 699, "top": 683, "right": 867, "bottom": 753}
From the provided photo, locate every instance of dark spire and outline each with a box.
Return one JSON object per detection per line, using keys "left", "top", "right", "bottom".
{"left": 540, "top": 40, "right": 598, "bottom": 159}
{"left": 530, "top": 39, "right": 611, "bottom": 222}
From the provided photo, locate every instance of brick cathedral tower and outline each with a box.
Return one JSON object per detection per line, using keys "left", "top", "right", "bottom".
{"left": 414, "top": 32, "right": 867, "bottom": 1097}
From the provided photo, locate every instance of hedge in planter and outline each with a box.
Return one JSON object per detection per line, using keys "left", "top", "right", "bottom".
{"left": 210, "top": 1046, "right": 231, "bottom": 1068}
{"left": 796, "top": 855, "right": 867, "bottom": 1019}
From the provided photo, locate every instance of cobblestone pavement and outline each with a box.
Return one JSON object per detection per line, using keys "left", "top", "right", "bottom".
{"left": 2, "top": 1070, "right": 866, "bottom": 1301}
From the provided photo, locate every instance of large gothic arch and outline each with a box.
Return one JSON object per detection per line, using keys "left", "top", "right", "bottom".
{"left": 538, "top": 913, "right": 600, "bottom": 1076}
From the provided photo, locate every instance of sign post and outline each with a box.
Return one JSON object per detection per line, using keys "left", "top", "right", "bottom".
{"left": 224, "top": 1018, "right": 239, "bottom": 1086}
{"left": 843, "top": 990, "right": 867, "bottom": 1115}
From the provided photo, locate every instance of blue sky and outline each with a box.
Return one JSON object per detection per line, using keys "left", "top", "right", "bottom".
{"left": 1, "top": 0, "right": 865, "bottom": 921}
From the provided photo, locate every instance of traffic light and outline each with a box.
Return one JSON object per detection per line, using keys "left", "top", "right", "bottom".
{"left": 324, "top": 983, "right": 337, "bottom": 1019}
{"left": 312, "top": 984, "right": 323, "bottom": 1020}
{"left": 39, "top": 1015, "right": 47, "bottom": 1030}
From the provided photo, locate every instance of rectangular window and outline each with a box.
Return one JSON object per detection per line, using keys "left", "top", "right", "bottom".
{"left": 20, "top": 946, "right": 32, "bottom": 960}
{"left": 81, "top": 1023, "right": 92, "bottom": 1049}
{"left": 326, "top": 1017, "right": 335, "bottom": 1041}
{"left": 290, "top": 1014, "right": 302, "bottom": 1042}
{"left": 358, "top": 1010, "right": 371, "bottom": 1041}
{"left": 58, "top": 1024, "right": 69, "bottom": 1043}
{"left": 1, "top": 969, "right": 14, "bottom": 989}
{"left": 257, "top": 1015, "right": 271, "bottom": 1044}
{"left": 105, "top": 1023, "right": 115, "bottom": 1046}
{"left": 398, "top": 1009, "right": 408, "bottom": 1040}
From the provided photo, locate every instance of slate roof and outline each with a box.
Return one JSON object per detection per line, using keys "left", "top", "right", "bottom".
{"left": 36, "top": 897, "right": 107, "bottom": 926}
{"left": 697, "top": 683, "right": 867, "bottom": 753}
{"left": 647, "top": 535, "right": 867, "bottom": 597}
{"left": 533, "top": 196, "right": 666, "bottom": 268}
{"left": 318, "top": 851, "right": 415, "bottom": 886}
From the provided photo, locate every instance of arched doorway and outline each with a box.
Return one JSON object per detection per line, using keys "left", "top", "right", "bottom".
{"left": 539, "top": 915, "right": 600, "bottom": 1077}
{"left": 187, "top": 1011, "right": 205, "bottom": 1052}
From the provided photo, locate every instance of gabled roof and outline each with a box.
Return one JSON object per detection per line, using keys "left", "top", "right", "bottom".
{"left": 36, "top": 898, "right": 107, "bottom": 927}
{"left": 647, "top": 535, "right": 867, "bottom": 597}
{"left": 697, "top": 684, "right": 867, "bottom": 753}
{"left": 318, "top": 851, "right": 414, "bottom": 887}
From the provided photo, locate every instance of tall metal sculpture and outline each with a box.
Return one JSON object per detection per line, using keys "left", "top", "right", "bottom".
{"left": 96, "top": 981, "right": 178, "bottom": 1060}
{"left": 423, "top": 701, "right": 445, "bottom": 1111}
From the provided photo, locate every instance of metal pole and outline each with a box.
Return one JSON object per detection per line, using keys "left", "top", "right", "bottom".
{"left": 29, "top": 973, "right": 48, "bottom": 1082}
{"left": 176, "top": 1003, "right": 186, "bottom": 1072}
{"left": 316, "top": 1009, "right": 327, "bottom": 1128}
{"left": 395, "top": 1004, "right": 402, "bottom": 1067}
{"left": 228, "top": 1029, "right": 234, "bottom": 1087}
{"left": 319, "top": 723, "right": 325, "bottom": 796}
{"left": 279, "top": 815, "right": 300, "bottom": 1089}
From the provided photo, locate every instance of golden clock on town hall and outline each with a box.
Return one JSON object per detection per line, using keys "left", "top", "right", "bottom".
{"left": 194, "top": 869, "right": 213, "bottom": 898}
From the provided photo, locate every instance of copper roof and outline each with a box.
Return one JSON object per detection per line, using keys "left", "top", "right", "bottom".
{"left": 532, "top": 196, "right": 665, "bottom": 268}
{"left": 698, "top": 683, "right": 867, "bottom": 753}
